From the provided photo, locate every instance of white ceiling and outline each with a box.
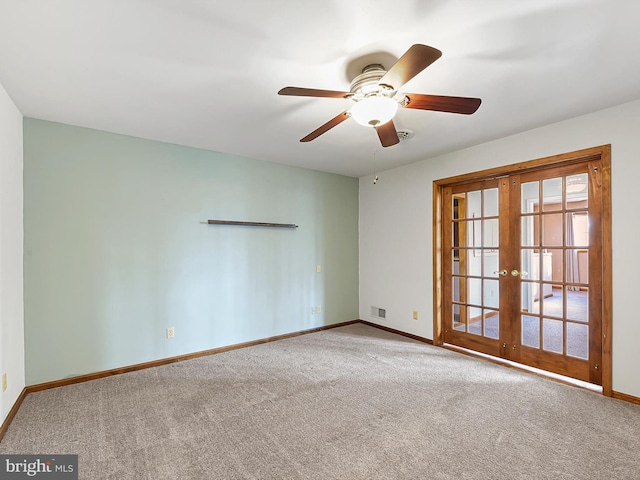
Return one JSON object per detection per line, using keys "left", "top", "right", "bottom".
{"left": 1, "top": 0, "right": 639, "bottom": 177}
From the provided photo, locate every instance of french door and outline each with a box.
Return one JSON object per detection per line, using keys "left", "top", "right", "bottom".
{"left": 438, "top": 149, "right": 610, "bottom": 386}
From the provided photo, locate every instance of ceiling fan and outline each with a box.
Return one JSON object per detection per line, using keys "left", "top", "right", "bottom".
{"left": 278, "top": 44, "right": 481, "bottom": 147}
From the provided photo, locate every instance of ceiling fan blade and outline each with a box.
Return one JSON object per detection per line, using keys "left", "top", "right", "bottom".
{"left": 278, "top": 86, "right": 351, "bottom": 99}
{"left": 300, "top": 111, "right": 350, "bottom": 142}
{"left": 401, "top": 94, "right": 482, "bottom": 114}
{"left": 378, "top": 44, "right": 442, "bottom": 90}
{"left": 375, "top": 119, "right": 400, "bottom": 147}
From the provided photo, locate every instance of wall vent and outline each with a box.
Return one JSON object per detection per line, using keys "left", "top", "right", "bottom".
{"left": 371, "top": 306, "right": 387, "bottom": 319}
{"left": 378, "top": 308, "right": 386, "bottom": 319}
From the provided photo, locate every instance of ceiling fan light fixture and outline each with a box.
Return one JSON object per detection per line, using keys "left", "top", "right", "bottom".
{"left": 350, "top": 96, "right": 398, "bottom": 127}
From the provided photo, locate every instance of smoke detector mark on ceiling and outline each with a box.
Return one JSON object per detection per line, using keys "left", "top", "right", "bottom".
{"left": 397, "top": 129, "right": 414, "bottom": 141}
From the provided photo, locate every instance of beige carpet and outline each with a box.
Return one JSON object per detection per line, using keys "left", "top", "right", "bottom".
{"left": 1, "top": 323, "right": 639, "bottom": 479}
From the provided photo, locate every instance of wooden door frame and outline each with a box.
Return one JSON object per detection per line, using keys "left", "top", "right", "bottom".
{"left": 432, "top": 145, "right": 612, "bottom": 395}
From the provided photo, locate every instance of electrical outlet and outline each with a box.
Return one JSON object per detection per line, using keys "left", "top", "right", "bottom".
{"left": 316, "top": 265, "right": 321, "bottom": 273}
{"left": 166, "top": 327, "right": 175, "bottom": 339}
{"left": 2, "top": 373, "right": 7, "bottom": 392}
{"left": 413, "top": 311, "right": 419, "bottom": 320}
{"left": 316, "top": 305, "right": 322, "bottom": 314}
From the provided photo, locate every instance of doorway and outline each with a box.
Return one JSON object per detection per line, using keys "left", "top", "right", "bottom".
{"left": 433, "top": 146, "right": 612, "bottom": 393}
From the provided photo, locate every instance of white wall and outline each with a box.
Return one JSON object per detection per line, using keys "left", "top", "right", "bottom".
{"left": 0, "top": 81, "right": 25, "bottom": 424}
{"left": 360, "top": 98, "right": 640, "bottom": 398}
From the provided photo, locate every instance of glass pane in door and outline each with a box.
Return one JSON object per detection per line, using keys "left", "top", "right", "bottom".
{"left": 566, "top": 287, "right": 588, "bottom": 323}
{"left": 521, "top": 216, "right": 539, "bottom": 246}
{"left": 484, "top": 309, "right": 499, "bottom": 339}
{"left": 468, "top": 306, "right": 482, "bottom": 335}
{"left": 543, "top": 318, "right": 563, "bottom": 353}
{"left": 467, "top": 190, "right": 481, "bottom": 218}
{"left": 484, "top": 188, "right": 499, "bottom": 217}
{"left": 566, "top": 322, "right": 589, "bottom": 359}
{"left": 542, "top": 214, "right": 563, "bottom": 246}
{"left": 566, "top": 174, "right": 588, "bottom": 208}
{"left": 483, "top": 279, "right": 499, "bottom": 309}
{"left": 521, "top": 181, "right": 539, "bottom": 213}
{"left": 453, "top": 304, "right": 463, "bottom": 331}
{"left": 542, "top": 178, "right": 562, "bottom": 211}
{"left": 542, "top": 288, "right": 563, "bottom": 318}
{"left": 521, "top": 315, "right": 540, "bottom": 348}
{"left": 453, "top": 276, "right": 463, "bottom": 303}
{"left": 546, "top": 248, "right": 563, "bottom": 282}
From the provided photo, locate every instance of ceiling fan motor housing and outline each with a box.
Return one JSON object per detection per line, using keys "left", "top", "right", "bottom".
{"left": 349, "top": 64, "right": 395, "bottom": 100}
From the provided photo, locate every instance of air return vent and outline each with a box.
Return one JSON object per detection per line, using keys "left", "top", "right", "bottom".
{"left": 371, "top": 306, "right": 387, "bottom": 319}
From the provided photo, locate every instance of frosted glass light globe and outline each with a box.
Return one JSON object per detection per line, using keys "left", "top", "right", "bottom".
{"left": 350, "top": 97, "right": 398, "bottom": 127}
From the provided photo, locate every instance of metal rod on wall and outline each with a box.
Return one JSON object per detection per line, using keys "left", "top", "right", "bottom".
{"left": 207, "top": 220, "right": 298, "bottom": 229}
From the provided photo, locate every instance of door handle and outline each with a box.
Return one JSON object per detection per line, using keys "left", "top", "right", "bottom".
{"left": 511, "top": 269, "right": 528, "bottom": 278}
{"left": 494, "top": 269, "right": 507, "bottom": 276}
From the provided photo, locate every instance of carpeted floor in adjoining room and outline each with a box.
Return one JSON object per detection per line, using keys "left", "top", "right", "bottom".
{"left": 1, "top": 323, "right": 639, "bottom": 479}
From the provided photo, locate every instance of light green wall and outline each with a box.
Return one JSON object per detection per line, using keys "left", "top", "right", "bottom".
{"left": 24, "top": 118, "right": 359, "bottom": 385}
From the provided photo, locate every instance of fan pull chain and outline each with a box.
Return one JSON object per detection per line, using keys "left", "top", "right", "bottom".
{"left": 373, "top": 150, "right": 379, "bottom": 185}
